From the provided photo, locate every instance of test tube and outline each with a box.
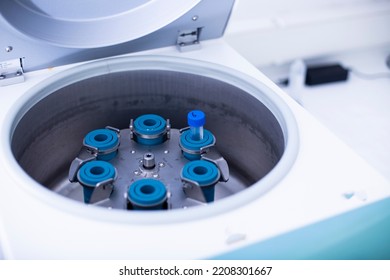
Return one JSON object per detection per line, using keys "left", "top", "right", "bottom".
{"left": 188, "top": 110, "right": 205, "bottom": 141}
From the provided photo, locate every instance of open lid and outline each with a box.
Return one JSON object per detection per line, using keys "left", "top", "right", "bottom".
{"left": 0, "top": 0, "right": 201, "bottom": 48}
{"left": 0, "top": 0, "right": 235, "bottom": 75}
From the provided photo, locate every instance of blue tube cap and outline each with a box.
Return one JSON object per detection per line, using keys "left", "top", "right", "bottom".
{"left": 83, "top": 128, "right": 119, "bottom": 160}
{"left": 182, "top": 160, "right": 220, "bottom": 203}
{"left": 133, "top": 114, "right": 167, "bottom": 145}
{"left": 77, "top": 161, "right": 116, "bottom": 203}
{"left": 77, "top": 161, "right": 116, "bottom": 187}
{"left": 128, "top": 179, "right": 167, "bottom": 209}
{"left": 182, "top": 160, "right": 220, "bottom": 187}
{"left": 134, "top": 114, "right": 166, "bottom": 135}
{"left": 179, "top": 129, "right": 215, "bottom": 160}
{"left": 188, "top": 110, "right": 205, "bottom": 127}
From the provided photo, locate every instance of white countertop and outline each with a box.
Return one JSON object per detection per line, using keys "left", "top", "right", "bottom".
{"left": 261, "top": 46, "right": 390, "bottom": 181}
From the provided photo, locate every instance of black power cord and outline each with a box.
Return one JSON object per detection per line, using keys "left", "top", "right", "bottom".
{"left": 348, "top": 68, "right": 390, "bottom": 80}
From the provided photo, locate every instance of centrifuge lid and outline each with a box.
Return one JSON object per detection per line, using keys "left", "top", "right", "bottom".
{"left": 0, "top": 0, "right": 201, "bottom": 48}
{"left": 0, "top": 0, "right": 235, "bottom": 72}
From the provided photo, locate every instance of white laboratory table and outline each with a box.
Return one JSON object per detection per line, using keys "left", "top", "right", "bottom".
{"left": 261, "top": 46, "right": 390, "bottom": 182}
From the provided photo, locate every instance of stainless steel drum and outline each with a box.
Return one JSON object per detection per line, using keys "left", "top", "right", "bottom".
{"left": 9, "top": 56, "right": 298, "bottom": 219}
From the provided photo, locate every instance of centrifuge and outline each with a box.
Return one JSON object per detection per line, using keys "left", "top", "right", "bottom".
{"left": 0, "top": 0, "right": 389, "bottom": 259}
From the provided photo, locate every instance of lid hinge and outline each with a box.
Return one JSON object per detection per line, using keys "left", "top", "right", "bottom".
{"left": 0, "top": 58, "right": 25, "bottom": 87}
{"left": 177, "top": 28, "right": 202, "bottom": 52}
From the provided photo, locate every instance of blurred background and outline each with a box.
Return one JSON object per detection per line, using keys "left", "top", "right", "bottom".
{"left": 225, "top": 0, "right": 390, "bottom": 181}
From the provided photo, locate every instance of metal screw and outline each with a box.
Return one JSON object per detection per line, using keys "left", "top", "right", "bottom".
{"left": 15, "top": 71, "right": 22, "bottom": 76}
{"left": 0, "top": 75, "right": 5, "bottom": 80}
{"left": 5, "top": 46, "right": 13, "bottom": 52}
{"left": 143, "top": 152, "right": 155, "bottom": 169}
{"left": 192, "top": 15, "right": 198, "bottom": 21}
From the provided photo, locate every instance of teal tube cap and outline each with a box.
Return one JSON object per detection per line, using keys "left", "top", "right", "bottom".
{"left": 133, "top": 114, "right": 167, "bottom": 145}
{"left": 77, "top": 160, "right": 116, "bottom": 203}
{"left": 182, "top": 160, "right": 220, "bottom": 202}
{"left": 83, "top": 128, "right": 119, "bottom": 161}
{"left": 180, "top": 129, "right": 215, "bottom": 160}
{"left": 128, "top": 179, "right": 167, "bottom": 210}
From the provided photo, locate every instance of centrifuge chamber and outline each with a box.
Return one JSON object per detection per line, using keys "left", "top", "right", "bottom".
{"left": 0, "top": 53, "right": 302, "bottom": 258}
{"left": 0, "top": 0, "right": 389, "bottom": 259}
{"left": 10, "top": 56, "right": 297, "bottom": 211}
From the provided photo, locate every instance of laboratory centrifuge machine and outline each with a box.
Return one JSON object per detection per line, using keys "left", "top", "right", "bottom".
{"left": 0, "top": 0, "right": 389, "bottom": 259}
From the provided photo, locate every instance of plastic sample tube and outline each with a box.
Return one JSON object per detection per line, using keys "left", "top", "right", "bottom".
{"left": 188, "top": 110, "right": 205, "bottom": 141}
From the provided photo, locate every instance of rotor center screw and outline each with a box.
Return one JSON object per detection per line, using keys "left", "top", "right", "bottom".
{"left": 143, "top": 153, "right": 156, "bottom": 169}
